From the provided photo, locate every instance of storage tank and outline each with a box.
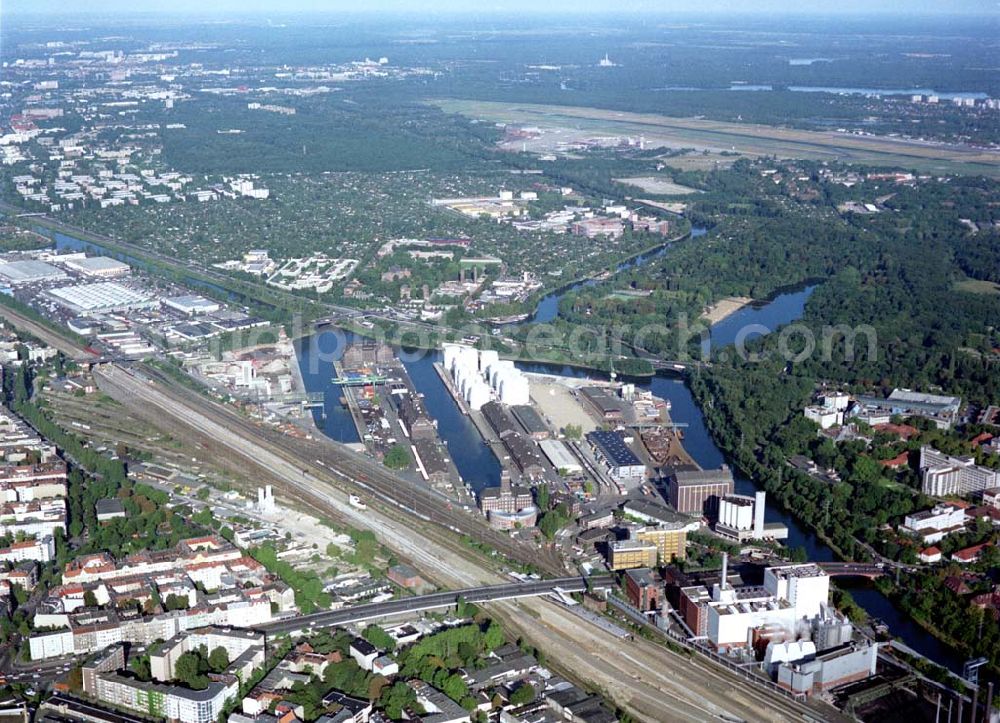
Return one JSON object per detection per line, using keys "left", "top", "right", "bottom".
{"left": 467, "top": 380, "right": 491, "bottom": 411}
{"left": 443, "top": 344, "right": 461, "bottom": 373}
{"left": 499, "top": 374, "right": 530, "bottom": 406}
{"left": 490, "top": 360, "right": 515, "bottom": 388}
{"left": 480, "top": 349, "right": 499, "bottom": 371}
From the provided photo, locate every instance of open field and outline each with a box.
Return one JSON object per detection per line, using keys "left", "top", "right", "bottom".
{"left": 954, "top": 277, "right": 1000, "bottom": 295}
{"left": 433, "top": 100, "right": 1000, "bottom": 177}
{"left": 615, "top": 176, "right": 701, "bottom": 194}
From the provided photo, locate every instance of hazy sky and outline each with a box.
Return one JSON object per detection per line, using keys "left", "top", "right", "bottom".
{"left": 5, "top": 0, "right": 998, "bottom": 15}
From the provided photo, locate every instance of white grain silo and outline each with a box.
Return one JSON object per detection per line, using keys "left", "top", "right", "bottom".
{"left": 443, "top": 344, "right": 463, "bottom": 374}
{"left": 467, "top": 379, "right": 491, "bottom": 411}
{"left": 480, "top": 349, "right": 500, "bottom": 372}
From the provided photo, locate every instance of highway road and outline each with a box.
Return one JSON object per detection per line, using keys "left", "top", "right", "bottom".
{"left": 261, "top": 575, "right": 609, "bottom": 634}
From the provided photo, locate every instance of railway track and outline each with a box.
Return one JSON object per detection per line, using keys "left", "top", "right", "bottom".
{"left": 96, "top": 361, "right": 566, "bottom": 577}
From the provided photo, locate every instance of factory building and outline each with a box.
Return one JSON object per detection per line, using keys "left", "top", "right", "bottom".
{"left": 634, "top": 526, "right": 687, "bottom": 563}
{"left": 762, "top": 564, "right": 830, "bottom": 620}
{"left": 580, "top": 386, "right": 627, "bottom": 422}
{"left": 682, "top": 556, "right": 835, "bottom": 651}
{"left": 478, "top": 475, "right": 536, "bottom": 530}
{"left": 411, "top": 438, "right": 451, "bottom": 488}
{"left": 394, "top": 393, "right": 436, "bottom": 440}
{"left": 511, "top": 404, "right": 550, "bottom": 440}
{"left": 624, "top": 568, "right": 662, "bottom": 612}
{"left": 667, "top": 466, "right": 734, "bottom": 517}
{"left": 586, "top": 430, "right": 646, "bottom": 484}
{"left": 481, "top": 401, "right": 546, "bottom": 478}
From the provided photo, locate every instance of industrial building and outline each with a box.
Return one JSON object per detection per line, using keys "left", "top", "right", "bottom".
{"left": 538, "top": 439, "right": 582, "bottom": 474}
{"left": 682, "top": 557, "right": 835, "bottom": 651}
{"left": 162, "top": 294, "right": 222, "bottom": 316}
{"left": 511, "top": 405, "right": 550, "bottom": 440}
{"left": 394, "top": 393, "right": 436, "bottom": 440}
{"left": 763, "top": 564, "right": 831, "bottom": 620}
{"left": 667, "top": 466, "right": 735, "bottom": 517}
{"left": 624, "top": 568, "right": 662, "bottom": 611}
{"left": 411, "top": 438, "right": 451, "bottom": 487}
{"left": 47, "top": 282, "right": 156, "bottom": 315}
{"left": 62, "top": 256, "right": 131, "bottom": 278}
{"left": 0, "top": 260, "right": 67, "bottom": 286}
{"left": 776, "top": 642, "right": 879, "bottom": 696}
{"left": 715, "top": 490, "right": 789, "bottom": 541}
{"left": 586, "top": 430, "right": 645, "bottom": 484}
{"left": 854, "top": 388, "right": 961, "bottom": 430}
{"left": 918, "top": 445, "right": 999, "bottom": 497}
{"left": 442, "top": 343, "right": 529, "bottom": 410}
{"left": 607, "top": 539, "right": 658, "bottom": 570}
{"left": 634, "top": 525, "right": 687, "bottom": 563}
{"left": 479, "top": 475, "right": 533, "bottom": 516}
{"left": 580, "top": 386, "right": 627, "bottom": 421}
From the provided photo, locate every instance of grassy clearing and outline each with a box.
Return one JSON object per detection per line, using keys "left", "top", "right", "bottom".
{"left": 954, "top": 277, "right": 1000, "bottom": 295}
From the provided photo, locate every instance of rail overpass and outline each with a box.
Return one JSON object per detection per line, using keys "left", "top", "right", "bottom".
{"left": 260, "top": 575, "right": 613, "bottom": 635}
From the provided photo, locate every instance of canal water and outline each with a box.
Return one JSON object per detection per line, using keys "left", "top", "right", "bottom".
{"left": 518, "top": 227, "right": 707, "bottom": 325}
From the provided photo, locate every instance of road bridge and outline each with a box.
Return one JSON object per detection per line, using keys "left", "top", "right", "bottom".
{"left": 261, "top": 575, "right": 613, "bottom": 635}
{"left": 818, "top": 562, "right": 885, "bottom": 578}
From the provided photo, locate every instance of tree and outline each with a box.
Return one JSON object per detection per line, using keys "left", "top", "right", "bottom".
{"left": 164, "top": 593, "right": 189, "bottom": 611}
{"left": 442, "top": 673, "right": 468, "bottom": 703}
{"left": 207, "top": 646, "right": 230, "bottom": 673}
{"left": 380, "top": 681, "right": 417, "bottom": 720}
{"left": 383, "top": 444, "right": 411, "bottom": 470}
{"left": 363, "top": 624, "right": 396, "bottom": 652}
{"left": 174, "top": 651, "right": 208, "bottom": 689}
{"left": 483, "top": 621, "right": 505, "bottom": 652}
{"left": 509, "top": 682, "right": 536, "bottom": 706}
{"left": 83, "top": 590, "right": 98, "bottom": 608}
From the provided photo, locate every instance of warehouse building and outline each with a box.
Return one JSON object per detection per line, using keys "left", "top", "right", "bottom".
{"left": 511, "top": 405, "right": 550, "bottom": 440}
{"left": 587, "top": 430, "right": 645, "bottom": 484}
{"left": 163, "top": 294, "right": 222, "bottom": 316}
{"left": 0, "top": 260, "right": 67, "bottom": 286}
{"left": 500, "top": 432, "right": 546, "bottom": 479}
{"left": 47, "top": 282, "right": 156, "bottom": 315}
{"left": 580, "top": 386, "right": 627, "bottom": 422}
{"left": 539, "top": 439, "right": 582, "bottom": 474}
{"left": 411, "top": 438, "right": 451, "bottom": 487}
{"left": 62, "top": 256, "right": 130, "bottom": 278}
